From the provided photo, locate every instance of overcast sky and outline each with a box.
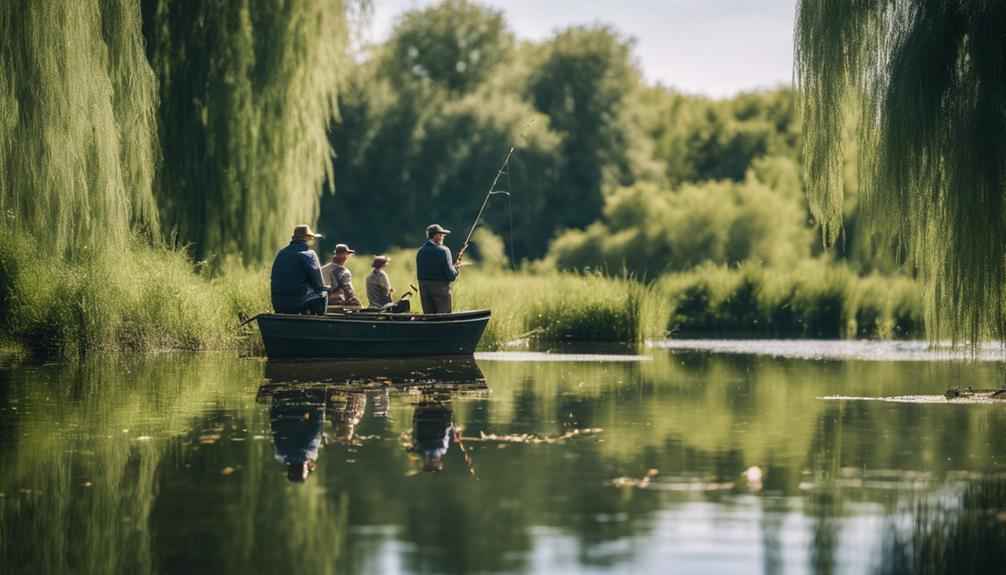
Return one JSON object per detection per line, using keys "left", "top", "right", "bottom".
{"left": 362, "top": 0, "right": 797, "bottom": 98}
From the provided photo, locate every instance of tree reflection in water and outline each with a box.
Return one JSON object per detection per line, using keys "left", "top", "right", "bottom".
{"left": 877, "top": 479, "right": 1006, "bottom": 575}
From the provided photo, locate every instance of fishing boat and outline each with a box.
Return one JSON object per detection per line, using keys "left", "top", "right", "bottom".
{"left": 254, "top": 309, "right": 491, "bottom": 359}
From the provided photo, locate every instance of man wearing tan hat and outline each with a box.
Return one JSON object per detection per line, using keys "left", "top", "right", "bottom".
{"left": 321, "top": 243, "right": 361, "bottom": 307}
{"left": 270, "top": 224, "right": 329, "bottom": 315}
{"left": 416, "top": 224, "right": 460, "bottom": 313}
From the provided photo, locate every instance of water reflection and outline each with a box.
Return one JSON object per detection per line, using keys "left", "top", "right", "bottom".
{"left": 261, "top": 385, "right": 325, "bottom": 482}
{"left": 2, "top": 350, "right": 1006, "bottom": 573}
{"left": 259, "top": 357, "right": 486, "bottom": 482}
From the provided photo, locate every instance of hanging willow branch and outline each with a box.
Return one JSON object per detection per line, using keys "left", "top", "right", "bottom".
{"left": 143, "top": 0, "right": 350, "bottom": 264}
{"left": 796, "top": 0, "right": 1006, "bottom": 346}
{"left": 0, "top": 0, "right": 159, "bottom": 256}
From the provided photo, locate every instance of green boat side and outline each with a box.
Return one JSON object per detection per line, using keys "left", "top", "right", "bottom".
{"left": 255, "top": 309, "right": 491, "bottom": 359}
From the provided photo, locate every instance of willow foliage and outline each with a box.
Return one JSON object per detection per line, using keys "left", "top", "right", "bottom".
{"left": 796, "top": 0, "right": 1006, "bottom": 344}
{"left": 143, "top": 0, "right": 349, "bottom": 263}
{"left": 0, "top": 0, "right": 159, "bottom": 256}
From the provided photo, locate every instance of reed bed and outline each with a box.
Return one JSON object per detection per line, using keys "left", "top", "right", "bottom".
{"left": 0, "top": 229, "right": 256, "bottom": 356}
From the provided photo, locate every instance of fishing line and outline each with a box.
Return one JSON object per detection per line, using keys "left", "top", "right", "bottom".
{"left": 506, "top": 157, "right": 514, "bottom": 268}
{"left": 458, "top": 118, "right": 535, "bottom": 265}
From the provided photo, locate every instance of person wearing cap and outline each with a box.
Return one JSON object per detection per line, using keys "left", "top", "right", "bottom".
{"left": 365, "top": 255, "right": 394, "bottom": 309}
{"left": 416, "top": 224, "right": 460, "bottom": 314}
{"left": 270, "top": 224, "right": 329, "bottom": 315}
{"left": 321, "top": 243, "right": 361, "bottom": 307}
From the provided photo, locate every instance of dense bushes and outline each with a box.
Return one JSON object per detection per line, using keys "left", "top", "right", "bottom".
{"left": 662, "top": 261, "right": 924, "bottom": 339}
{"left": 548, "top": 174, "right": 812, "bottom": 275}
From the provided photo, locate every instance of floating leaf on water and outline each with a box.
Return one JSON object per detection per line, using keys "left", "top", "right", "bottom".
{"left": 83, "top": 481, "right": 93, "bottom": 487}
{"left": 221, "top": 467, "right": 236, "bottom": 475}
{"left": 612, "top": 468, "right": 659, "bottom": 488}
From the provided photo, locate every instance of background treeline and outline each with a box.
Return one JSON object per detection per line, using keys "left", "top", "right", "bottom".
{"left": 320, "top": 0, "right": 883, "bottom": 276}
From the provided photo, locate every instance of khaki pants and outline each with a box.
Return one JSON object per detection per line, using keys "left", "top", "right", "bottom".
{"left": 419, "top": 280, "right": 453, "bottom": 314}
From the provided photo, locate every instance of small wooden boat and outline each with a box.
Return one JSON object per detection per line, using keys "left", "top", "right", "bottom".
{"left": 255, "top": 309, "right": 491, "bottom": 359}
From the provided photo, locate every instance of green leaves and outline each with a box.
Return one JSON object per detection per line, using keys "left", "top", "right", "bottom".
{"left": 796, "top": 0, "right": 1006, "bottom": 345}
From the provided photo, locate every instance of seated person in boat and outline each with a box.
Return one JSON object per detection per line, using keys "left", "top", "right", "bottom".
{"left": 365, "top": 255, "right": 394, "bottom": 309}
{"left": 269, "top": 224, "right": 329, "bottom": 315}
{"left": 321, "top": 243, "right": 361, "bottom": 307}
{"left": 416, "top": 224, "right": 460, "bottom": 314}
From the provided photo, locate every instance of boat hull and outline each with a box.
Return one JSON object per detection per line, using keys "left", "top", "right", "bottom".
{"left": 256, "top": 309, "right": 491, "bottom": 359}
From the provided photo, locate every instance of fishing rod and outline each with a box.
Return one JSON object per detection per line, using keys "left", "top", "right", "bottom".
{"left": 456, "top": 118, "right": 535, "bottom": 264}
{"left": 456, "top": 146, "right": 515, "bottom": 264}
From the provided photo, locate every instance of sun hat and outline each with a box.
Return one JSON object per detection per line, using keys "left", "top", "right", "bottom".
{"left": 292, "top": 224, "right": 323, "bottom": 240}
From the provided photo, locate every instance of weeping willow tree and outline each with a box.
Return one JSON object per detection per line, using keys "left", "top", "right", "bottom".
{"left": 0, "top": 0, "right": 159, "bottom": 256}
{"left": 142, "top": 0, "right": 350, "bottom": 263}
{"left": 796, "top": 1, "right": 1006, "bottom": 345}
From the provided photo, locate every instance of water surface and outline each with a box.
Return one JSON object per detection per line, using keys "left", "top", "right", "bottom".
{"left": 2, "top": 345, "right": 1005, "bottom": 574}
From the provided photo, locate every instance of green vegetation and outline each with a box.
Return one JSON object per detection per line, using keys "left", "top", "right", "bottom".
{"left": 0, "top": 0, "right": 946, "bottom": 356}
{"left": 662, "top": 261, "right": 924, "bottom": 339}
{"left": 796, "top": 1, "right": 1006, "bottom": 345}
{"left": 0, "top": 0, "right": 160, "bottom": 255}
{"left": 0, "top": 228, "right": 267, "bottom": 355}
{"left": 143, "top": 0, "right": 349, "bottom": 263}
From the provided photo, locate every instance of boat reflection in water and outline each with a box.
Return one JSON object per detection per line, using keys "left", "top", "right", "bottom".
{"left": 258, "top": 357, "right": 486, "bottom": 482}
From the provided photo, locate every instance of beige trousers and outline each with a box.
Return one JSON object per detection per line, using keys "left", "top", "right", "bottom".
{"left": 419, "top": 280, "right": 453, "bottom": 314}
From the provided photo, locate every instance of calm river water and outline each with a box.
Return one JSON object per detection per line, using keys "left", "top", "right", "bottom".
{"left": 2, "top": 343, "right": 1005, "bottom": 574}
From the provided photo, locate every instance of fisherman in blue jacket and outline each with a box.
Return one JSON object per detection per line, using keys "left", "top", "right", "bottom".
{"left": 416, "top": 224, "right": 460, "bottom": 314}
{"left": 270, "top": 224, "right": 329, "bottom": 315}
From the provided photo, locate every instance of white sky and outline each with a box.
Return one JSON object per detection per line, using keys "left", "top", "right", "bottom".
{"left": 362, "top": 0, "right": 797, "bottom": 98}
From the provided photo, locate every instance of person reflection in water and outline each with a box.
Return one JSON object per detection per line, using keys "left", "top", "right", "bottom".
{"left": 329, "top": 391, "right": 367, "bottom": 444}
{"left": 412, "top": 398, "right": 455, "bottom": 472}
{"left": 270, "top": 386, "right": 326, "bottom": 483}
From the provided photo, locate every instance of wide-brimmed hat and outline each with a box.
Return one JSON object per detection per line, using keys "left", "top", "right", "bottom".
{"left": 333, "top": 243, "right": 355, "bottom": 255}
{"left": 372, "top": 255, "right": 390, "bottom": 268}
{"left": 291, "top": 224, "right": 323, "bottom": 240}
{"left": 427, "top": 224, "right": 451, "bottom": 238}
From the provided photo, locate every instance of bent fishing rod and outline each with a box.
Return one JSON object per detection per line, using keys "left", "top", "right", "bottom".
{"left": 456, "top": 146, "right": 515, "bottom": 263}
{"left": 455, "top": 118, "right": 534, "bottom": 265}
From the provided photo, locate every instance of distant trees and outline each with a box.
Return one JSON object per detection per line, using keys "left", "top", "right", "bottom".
{"left": 320, "top": 2, "right": 650, "bottom": 260}
{"left": 525, "top": 26, "right": 652, "bottom": 232}
{"left": 548, "top": 174, "right": 810, "bottom": 275}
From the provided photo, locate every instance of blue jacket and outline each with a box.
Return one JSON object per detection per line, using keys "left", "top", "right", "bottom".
{"left": 270, "top": 241, "right": 327, "bottom": 310}
{"left": 416, "top": 240, "right": 459, "bottom": 282}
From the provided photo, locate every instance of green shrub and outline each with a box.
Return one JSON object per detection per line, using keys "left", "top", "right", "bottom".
{"left": 661, "top": 260, "right": 924, "bottom": 339}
